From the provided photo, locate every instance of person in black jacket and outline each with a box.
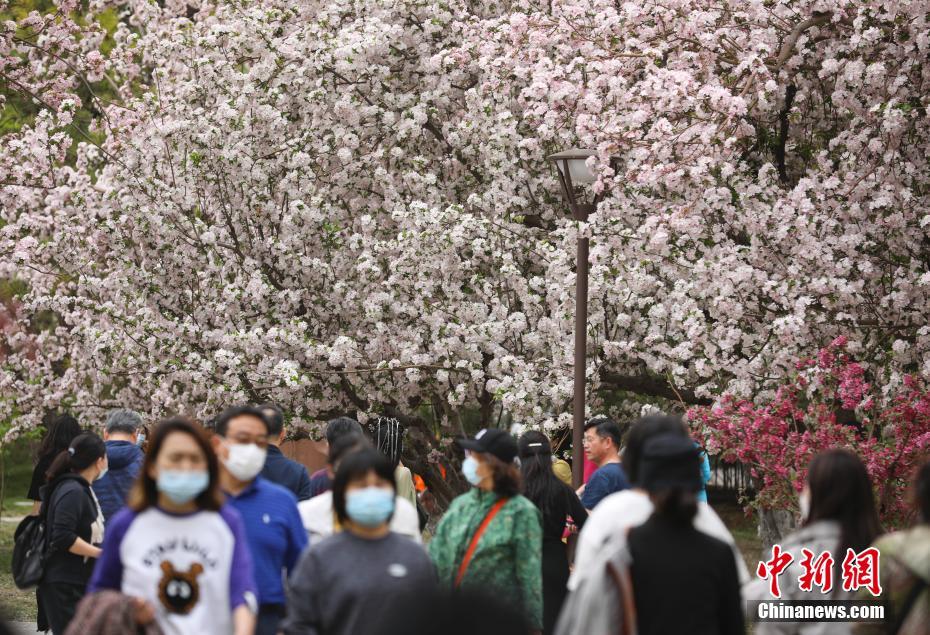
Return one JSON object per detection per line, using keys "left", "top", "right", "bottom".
{"left": 518, "top": 431, "right": 587, "bottom": 635}
{"left": 26, "top": 413, "right": 83, "bottom": 632}
{"left": 627, "top": 434, "right": 744, "bottom": 635}
{"left": 38, "top": 432, "right": 108, "bottom": 634}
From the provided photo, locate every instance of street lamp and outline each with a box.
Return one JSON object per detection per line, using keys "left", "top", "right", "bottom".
{"left": 548, "top": 148, "right": 603, "bottom": 488}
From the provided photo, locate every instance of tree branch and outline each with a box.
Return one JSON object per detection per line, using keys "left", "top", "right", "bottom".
{"left": 774, "top": 12, "right": 833, "bottom": 70}
{"left": 775, "top": 83, "right": 797, "bottom": 184}
{"left": 599, "top": 370, "right": 712, "bottom": 406}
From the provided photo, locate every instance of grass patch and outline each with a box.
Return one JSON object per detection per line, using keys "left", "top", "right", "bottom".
{"left": 0, "top": 520, "right": 38, "bottom": 621}
{"left": 1, "top": 439, "right": 38, "bottom": 515}
{"left": 0, "top": 438, "right": 40, "bottom": 622}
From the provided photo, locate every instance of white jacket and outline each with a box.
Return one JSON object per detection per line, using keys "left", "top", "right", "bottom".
{"left": 569, "top": 489, "right": 751, "bottom": 591}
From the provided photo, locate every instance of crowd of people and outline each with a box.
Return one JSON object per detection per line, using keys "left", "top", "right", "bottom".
{"left": 20, "top": 407, "right": 930, "bottom": 635}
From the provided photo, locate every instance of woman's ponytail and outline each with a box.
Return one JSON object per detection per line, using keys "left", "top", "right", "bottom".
{"left": 652, "top": 488, "right": 699, "bottom": 526}
{"left": 45, "top": 448, "right": 73, "bottom": 482}
{"left": 45, "top": 432, "right": 106, "bottom": 482}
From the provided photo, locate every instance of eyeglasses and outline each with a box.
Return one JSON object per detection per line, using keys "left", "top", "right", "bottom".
{"left": 224, "top": 434, "right": 270, "bottom": 449}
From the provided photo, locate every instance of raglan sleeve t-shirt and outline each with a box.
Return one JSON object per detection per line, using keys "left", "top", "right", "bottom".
{"left": 89, "top": 504, "right": 257, "bottom": 635}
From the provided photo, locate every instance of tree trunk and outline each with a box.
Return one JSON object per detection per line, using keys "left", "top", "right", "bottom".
{"left": 758, "top": 508, "right": 797, "bottom": 554}
{"left": 403, "top": 421, "right": 467, "bottom": 510}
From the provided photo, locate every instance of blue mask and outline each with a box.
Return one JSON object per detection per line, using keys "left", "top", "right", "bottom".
{"left": 157, "top": 470, "right": 210, "bottom": 505}
{"left": 462, "top": 456, "right": 483, "bottom": 486}
{"left": 136, "top": 433, "right": 146, "bottom": 447}
{"left": 345, "top": 487, "right": 395, "bottom": 527}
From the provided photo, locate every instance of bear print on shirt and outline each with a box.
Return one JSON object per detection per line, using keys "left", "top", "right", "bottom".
{"left": 158, "top": 561, "right": 204, "bottom": 615}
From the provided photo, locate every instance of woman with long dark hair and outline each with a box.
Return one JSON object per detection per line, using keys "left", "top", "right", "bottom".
{"left": 27, "top": 413, "right": 83, "bottom": 631}
{"left": 518, "top": 431, "right": 587, "bottom": 635}
{"left": 429, "top": 429, "right": 543, "bottom": 634}
{"left": 37, "top": 432, "right": 108, "bottom": 634}
{"left": 282, "top": 448, "right": 435, "bottom": 635}
{"left": 89, "top": 417, "right": 257, "bottom": 635}
{"left": 746, "top": 448, "right": 883, "bottom": 634}
{"left": 28, "top": 413, "right": 82, "bottom": 515}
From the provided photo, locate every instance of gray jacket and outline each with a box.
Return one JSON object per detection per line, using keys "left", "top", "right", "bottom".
{"left": 744, "top": 520, "right": 855, "bottom": 635}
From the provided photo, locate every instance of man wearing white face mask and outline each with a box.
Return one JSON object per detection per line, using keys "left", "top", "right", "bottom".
{"left": 212, "top": 405, "right": 308, "bottom": 635}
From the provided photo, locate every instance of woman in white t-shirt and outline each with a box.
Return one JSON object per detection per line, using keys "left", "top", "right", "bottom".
{"left": 299, "top": 434, "right": 421, "bottom": 545}
{"left": 569, "top": 415, "right": 750, "bottom": 591}
{"left": 89, "top": 417, "right": 258, "bottom": 635}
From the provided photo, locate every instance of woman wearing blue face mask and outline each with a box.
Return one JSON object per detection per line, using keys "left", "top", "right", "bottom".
{"left": 428, "top": 429, "right": 544, "bottom": 635}
{"left": 37, "top": 432, "right": 107, "bottom": 634}
{"left": 88, "top": 417, "right": 258, "bottom": 635}
{"left": 282, "top": 448, "right": 437, "bottom": 635}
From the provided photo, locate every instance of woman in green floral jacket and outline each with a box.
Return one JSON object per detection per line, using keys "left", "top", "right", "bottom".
{"left": 429, "top": 429, "right": 543, "bottom": 633}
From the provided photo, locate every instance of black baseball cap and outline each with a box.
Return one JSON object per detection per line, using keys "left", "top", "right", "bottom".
{"left": 456, "top": 428, "right": 518, "bottom": 463}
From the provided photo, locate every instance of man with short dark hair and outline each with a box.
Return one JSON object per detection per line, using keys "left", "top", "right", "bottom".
{"left": 307, "top": 416, "right": 364, "bottom": 497}
{"left": 579, "top": 416, "right": 630, "bottom": 510}
{"left": 93, "top": 408, "right": 145, "bottom": 522}
{"left": 258, "top": 403, "right": 312, "bottom": 501}
{"left": 213, "top": 405, "right": 308, "bottom": 635}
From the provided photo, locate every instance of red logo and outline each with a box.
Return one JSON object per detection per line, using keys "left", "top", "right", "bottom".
{"left": 756, "top": 545, "right": 882, "bottom": 598}
{"left": 841, "top": 547, "right": 882, "bottom": 596}
{"left": 757, "top": 545, "right": 794, "bottom": 599}
{"left": 798, "top": 548, "right": 834, "bottom": 593}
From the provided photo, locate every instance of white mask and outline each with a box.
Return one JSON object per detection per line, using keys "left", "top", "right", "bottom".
{"left": 223, "top": 442, "right": 267, "bottom": 482}
{"left": 799, "top": 489, "right": 811, "bottom": 520}
{"left": 96, "top": 458, "right": 109, "bottom": 481}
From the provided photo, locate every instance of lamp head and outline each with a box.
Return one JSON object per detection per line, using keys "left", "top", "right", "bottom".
{"left": 548, "top": 148, "right": 597, "bottom": 185}
{"left": 548, "top": 147, "right": 599, "bottom": 219}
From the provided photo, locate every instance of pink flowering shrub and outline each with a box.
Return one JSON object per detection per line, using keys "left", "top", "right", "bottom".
{"left": 690, "top": 337, "right": 930, "bottom": 527}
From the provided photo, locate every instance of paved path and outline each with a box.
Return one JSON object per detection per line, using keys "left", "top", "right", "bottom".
{"left": 9, "top": 623, "right": 39, "bottom": 634}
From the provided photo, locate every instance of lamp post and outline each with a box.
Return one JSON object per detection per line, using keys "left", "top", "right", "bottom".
{"left": 548, "top": 148, "right": 600, "bottom": 488}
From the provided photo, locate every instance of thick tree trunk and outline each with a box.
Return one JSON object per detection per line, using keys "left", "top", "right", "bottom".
{"left": 403, "top": 421, "right": 467, "bottom": 510}
{"left": 758, "top": 508, "right": 797, "bottom": 554}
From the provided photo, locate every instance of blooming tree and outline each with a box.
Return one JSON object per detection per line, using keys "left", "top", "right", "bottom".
{"left": 690, "top": 337, "right": 930, "bottom": 544}
{"left": 2, "top": 0, "right": 929, "bottom": 501}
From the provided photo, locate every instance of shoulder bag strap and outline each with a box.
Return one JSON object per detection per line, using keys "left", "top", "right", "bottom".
{"left": 454, "top": 497, "right": 508, "bottom": 588}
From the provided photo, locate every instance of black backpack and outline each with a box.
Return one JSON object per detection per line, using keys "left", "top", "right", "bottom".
{"left": 11, "top": 484, "right": 56, "bottom": 589}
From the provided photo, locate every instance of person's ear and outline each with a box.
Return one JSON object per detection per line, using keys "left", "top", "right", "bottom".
{"left": 211, "top": 434, "right": 227, "bottom": 459}
{"left": 103, "top": 430, "right": 110, "bottom": 441}
{"left": 279, "top": 427, "right": 287, "bottom": 444}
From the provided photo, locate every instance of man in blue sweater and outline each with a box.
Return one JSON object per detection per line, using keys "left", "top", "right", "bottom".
{"left": 579, "top": 416, "right": 631, "bottom": 510}
{"left": 214, "top": 405, "right": 308, "bottom": 635}
{"left": 93, "top": 409, "right": 145, "bottom": 522}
